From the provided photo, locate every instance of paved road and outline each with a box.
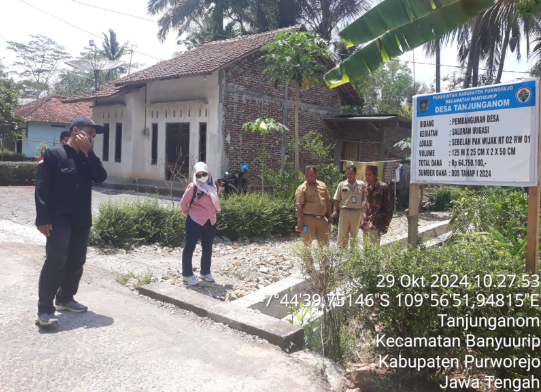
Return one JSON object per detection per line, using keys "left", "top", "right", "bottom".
{"left": 0, "top": 242, "right": 331, "bottom": 392}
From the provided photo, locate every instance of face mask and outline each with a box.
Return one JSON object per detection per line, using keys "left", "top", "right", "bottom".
{"left": 197, "top": 176, "right": 208, "bottom": 184}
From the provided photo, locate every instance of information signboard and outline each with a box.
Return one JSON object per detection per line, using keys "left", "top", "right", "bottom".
{"left": 411, "top": 79, "right": 539, "bottom": 186}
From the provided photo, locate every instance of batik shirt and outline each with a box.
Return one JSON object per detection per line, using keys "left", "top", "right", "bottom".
{"left": 361, "top": 180, "right": 393, "bottom": 233}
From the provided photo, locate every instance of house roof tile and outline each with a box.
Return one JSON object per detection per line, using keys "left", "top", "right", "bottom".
{"left": 115, "top": 25, "right": 302, "bottom": 87}
{"left": 15, "top": 95, "right": 92, "bottom": 124}
{"left": 63, "top": 25, "right": 362, "bottom": 106}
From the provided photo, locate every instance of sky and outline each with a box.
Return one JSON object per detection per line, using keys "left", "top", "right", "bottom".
{"left": 0, "top": 0, "right": 535, "bottom": 90}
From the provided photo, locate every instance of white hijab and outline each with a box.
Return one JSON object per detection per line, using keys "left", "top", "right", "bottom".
{"left": 193, "top": 162, "right": 220, "bottom": 211}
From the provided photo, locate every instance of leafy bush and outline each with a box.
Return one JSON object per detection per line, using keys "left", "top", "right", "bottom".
{"left": 345, "top": 241, "right": 541, "bottom": 383}
{"left": 90, "top": 198, "right": 186, "bottom": 248}
{"left": 90, "top": 201, "right": 137, "bottom": 248}
{"left": 217, "top": 193, "right": 296, "bottom": 239}
{"left": 1, "top": 150, "right": 27, "bottom": 162}
{"left": 35, "top": 143, "right": 48, "bottom": 159}
{"left": 450, "top": 187, "right": 528, "bottom": 238}
{"left": 0, "top": 162, "right": 38, "bottom": 185}
{"left": 428, "top": 185, "right": 462, "bottom": 211}
{"left": 90, "top": 193, "right": 297, "bottom": 247}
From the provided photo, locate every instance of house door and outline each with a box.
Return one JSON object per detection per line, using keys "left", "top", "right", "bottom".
{"left": 342, "top": 141, "right": 359, "bottom": 161}
{"left": 165, "top": 123, "right": 190, "bottom": 180}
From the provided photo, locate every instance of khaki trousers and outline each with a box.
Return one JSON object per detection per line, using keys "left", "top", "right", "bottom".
{"left": 337, "top": 209, "right": 362, "bottom": 247}
{"left": 302, "top": 215, "right": 329, "bottom": 246}
{"left": 363, "top": 229, "right": 381, "bottom": 245}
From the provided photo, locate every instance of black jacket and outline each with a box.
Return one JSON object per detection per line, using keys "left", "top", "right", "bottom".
{"left": 35, "top": 144, "right": 107, "bottom": 228}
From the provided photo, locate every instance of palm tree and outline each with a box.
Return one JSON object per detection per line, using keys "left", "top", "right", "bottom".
{"left": 462, "top": 2, "right": 541, "bottom": 88}
{"left": 101, "top": 29, "right": 129, "bottom": 81}
{"left": 423, "top": 38, "right": 442, "bottom": 92}
{"left": 298, "top": 0, "right": 371, "bottom": 40}
{"left": 148, "top": 0, "right": 242, "bottom": 41}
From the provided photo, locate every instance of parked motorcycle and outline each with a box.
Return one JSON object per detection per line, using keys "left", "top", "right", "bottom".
{"left": 217, "top": 165, "right": 249, "bottom": 195}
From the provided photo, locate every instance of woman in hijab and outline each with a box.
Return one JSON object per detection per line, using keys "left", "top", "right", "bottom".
{"left": 180, "top": 162, "right": 221, "bottom": 286}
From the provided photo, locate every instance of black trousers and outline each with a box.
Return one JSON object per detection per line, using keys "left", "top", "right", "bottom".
{"left": 38, "top": 218, "right": 90, "bottom": 314}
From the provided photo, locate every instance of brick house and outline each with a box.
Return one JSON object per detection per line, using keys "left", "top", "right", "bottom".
{"left": 63, "top": 25, "right": 361, "bottom": 186}
{"left": 12, "top": 95, "right": 91, "bottom": 158}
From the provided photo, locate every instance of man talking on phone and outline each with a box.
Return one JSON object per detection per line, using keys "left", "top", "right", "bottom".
{"left": 35, "top": 117, "right": 107, "bottom": 326}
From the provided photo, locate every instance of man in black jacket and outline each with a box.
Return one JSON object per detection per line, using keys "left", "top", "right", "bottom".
{"left": 35, "top": 117, "right": 107, "bottom": 326}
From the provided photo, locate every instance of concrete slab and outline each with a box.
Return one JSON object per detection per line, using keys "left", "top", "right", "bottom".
{"left": 384, "top": 219, "right": 450, "bottom": 248}
{"left": 139, "top": 282, "right": 304, "bottom": 349}
{"left": 233, "top": 276, "right": 310, "bottom": 319}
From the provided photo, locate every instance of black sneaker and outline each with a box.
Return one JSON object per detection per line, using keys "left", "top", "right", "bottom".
{"left": 55, "top": 300, "right": 88, "bottom": 313}
{"left": 37, "top": 313, "right": 59, "bottom": 326}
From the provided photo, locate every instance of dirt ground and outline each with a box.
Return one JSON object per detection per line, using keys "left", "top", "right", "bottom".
{"left": 0, "top": 185, "right": 450, "bottom": 302}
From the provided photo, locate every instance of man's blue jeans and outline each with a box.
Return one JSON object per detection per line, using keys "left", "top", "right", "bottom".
{"left": 182, "top": 215, "right": 217, "bottom": 277}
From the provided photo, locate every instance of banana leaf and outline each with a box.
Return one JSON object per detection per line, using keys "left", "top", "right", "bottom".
{"left": 326, "top": 0, "right": 495, "bottom": 88}
{"left": 340, "top": 0, "right": 451, "bottom": 47}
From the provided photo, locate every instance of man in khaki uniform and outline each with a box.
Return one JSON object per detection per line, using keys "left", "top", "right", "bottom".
{"left": 333, "top": 165, "right": 365, "bottom": 247}
{"left": 295, "top": 165, "right": 334, "bottom": 246}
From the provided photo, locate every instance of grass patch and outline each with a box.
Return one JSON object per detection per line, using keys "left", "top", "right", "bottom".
{"left": 115, "top": 269, "right": 154, "bottom": 289}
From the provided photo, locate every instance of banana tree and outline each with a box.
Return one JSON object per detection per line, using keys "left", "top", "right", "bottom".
{"left": 325, "top": 0, "right": 495, "bottom": 87}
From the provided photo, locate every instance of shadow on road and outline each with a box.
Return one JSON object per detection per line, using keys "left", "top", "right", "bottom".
{"left": 36, "top": 311, "right": 114, "bottom": 334}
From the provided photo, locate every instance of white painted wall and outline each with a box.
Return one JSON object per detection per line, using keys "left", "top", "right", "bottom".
{"left": 92, "top": 104, "right": 130, "bottom": 178}
{"left": 22, "top": 122, "right": 68, "bottom": 157}
{"left": 91, "top": 72, "right": 221, "bottom": 181}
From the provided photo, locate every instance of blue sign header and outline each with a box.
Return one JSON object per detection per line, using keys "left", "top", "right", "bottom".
{"left": 416, "top": 80, "right": 536, "bottom": 117}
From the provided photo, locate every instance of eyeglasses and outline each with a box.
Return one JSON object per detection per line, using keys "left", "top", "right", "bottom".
{"left": 195, "top": 173, "right": 208, "bottom": 179}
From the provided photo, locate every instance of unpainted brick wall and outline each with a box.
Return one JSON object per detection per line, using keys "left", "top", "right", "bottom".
{"left": 337, "top": 122, "right": 411, "bottom": 163}
{"left": 222, "top": 52, "right": 341, "bottom": 178}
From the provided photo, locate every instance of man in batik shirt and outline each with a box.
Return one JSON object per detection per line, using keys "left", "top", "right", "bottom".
{"left": 361, "top": 165, "right": 393, "bottom": 245}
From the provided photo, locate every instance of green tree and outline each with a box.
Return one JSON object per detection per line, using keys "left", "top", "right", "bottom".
{"left": 261, "top": 31, "right": 329, "bottom": 174}
{"left": 0, "top": 60, "right": 6, "bottom": 80}
{"left": 101, "top": 29, "right": 129, "bottom": 81}
{"left": 298, "top": 0, "right": 371, "bottom": 40}
{"left": 242, "top": 118, "right": 288, "bottom": 191}
{"left": 176, "top": 18, "right": 239, "bottom": 52}
{"left": 359, "top": 61, "right": 413, "bottom": 117}
{"left": 0, "top": 85, "right": 26, "bottom": 161}
{"left": 148, "top": 0, "right": 229, "bottom": 41}
{"left": 461, "top": 2, "right": 541, "bottom": 88}
{"left": 35, "top": 142, "right": 49, "bottom": 159}
{"left": 52, "top": 69, "right": 95, "bottom": 97}
{"left": 148, "top": 0, "right": 302, "bottom": 48}
{"left": 7, "top": 35, "right": 70, "bottom": 100}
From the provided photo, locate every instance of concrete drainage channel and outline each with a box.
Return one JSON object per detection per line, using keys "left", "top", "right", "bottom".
{"left": 139, "top": 220, "right": 451, "bottom": 350}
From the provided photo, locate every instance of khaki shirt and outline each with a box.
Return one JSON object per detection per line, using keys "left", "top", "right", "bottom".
{"left": 334, "top": 179, "right": 365, "bottom": 209}
{"left": 295, "top": 180, "right": 330, "bottom": 216}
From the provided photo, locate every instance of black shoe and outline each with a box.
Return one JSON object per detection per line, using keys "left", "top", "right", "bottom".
{"left": 37, "top": 313, "right": 59, "bottom": 326}
{"left": 55, "top": 300, "right": 88, "bottom": 313}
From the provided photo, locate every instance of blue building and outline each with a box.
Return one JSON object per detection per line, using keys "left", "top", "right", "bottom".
{"left": 14, "top": 95, "right": 92, "bottom": 158}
